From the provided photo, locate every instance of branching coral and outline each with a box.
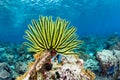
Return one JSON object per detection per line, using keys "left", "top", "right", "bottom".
{"left": 24, "top": 16, "right": 82, "bottom": 55}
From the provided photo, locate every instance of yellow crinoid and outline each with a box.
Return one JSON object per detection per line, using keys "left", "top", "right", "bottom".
{"left": 24, "top": 16, "right": 82, "bottom": 55}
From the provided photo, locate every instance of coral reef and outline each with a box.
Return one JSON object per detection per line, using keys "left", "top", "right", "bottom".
{"left": 1, "top": 22, "right": 120, "bottom": 80}
{"left": 0, "top": 43, "right": 33, "bottom": 79}
{"left": 0, "top": 63, "right": 11, "bottom": 80}
{"left": 105, "top": 34, "right": 120, "bottom": 50}
{"left": 96, "top": 49, "right": 120, "bottom": 79}
{"left": 1, "top": 34, "right": 120, "bottom": 80}
{"left": 79, "top": 34, "right": 120, "bottom": 79}
{"left": 84, "top": 59, "right": 99, "bottom": 71}
{"left": 97, "top": 50, "right": 117, "bottom": 66}
{"left": 16, "top": 52, "right": 96, "bottom": 80}
{"left": 79, "top": 35, "right": 106, "bottom": 57}
{"left": 15, "top": 61, "right": 28, "bottom": 74}
{"left": 0, "top": 47, "right": 5, "bottom": 52}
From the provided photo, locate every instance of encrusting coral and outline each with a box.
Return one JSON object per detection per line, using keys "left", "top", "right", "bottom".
{"left": 16, "top": 16, "right": 95, "bottom": 80}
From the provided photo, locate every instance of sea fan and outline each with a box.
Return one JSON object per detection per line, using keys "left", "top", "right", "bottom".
{"left": 24, "top": 16, "right": 82, "bottom": 55}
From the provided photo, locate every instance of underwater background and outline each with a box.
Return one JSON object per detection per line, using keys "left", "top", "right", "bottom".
{"left": 0, "top": 0, "right": 120, "bottom": 80}
{"left": 0, "top": 0, "right": 120, "bottom": 43}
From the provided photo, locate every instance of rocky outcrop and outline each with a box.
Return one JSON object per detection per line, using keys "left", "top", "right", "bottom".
{"left": 0, "top": 63, "right": 11, "bottom": 80}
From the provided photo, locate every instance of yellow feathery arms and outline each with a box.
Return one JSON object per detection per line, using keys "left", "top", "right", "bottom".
{"left": 24, "top": 16, "right": 82, "bottom": 54}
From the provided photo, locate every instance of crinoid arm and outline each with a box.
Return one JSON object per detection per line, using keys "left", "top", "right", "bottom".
{"left": 24, "top": 16, "right": 82, "bottom": 55}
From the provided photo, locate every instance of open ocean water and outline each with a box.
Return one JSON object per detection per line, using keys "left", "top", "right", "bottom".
{"left": 0, "top": 0, "right": 120, "bottom": 80}
{"left": 0, "top": 0, "right": 120, "bottom": 42}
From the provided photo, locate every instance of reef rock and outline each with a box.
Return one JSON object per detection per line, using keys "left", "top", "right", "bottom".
{"left": 97, "top": 50, "right": 117, "bottom": 65}
{"left": 15, "top": 61, "right": 28, "bottom": 74}
{"left": 16, "top": 52, "right": 95, "bottom": 80}
{"left": 0, "top": 47, "right": 5, "bottom": 52}
{"left": 0, "top": 63, "right": 11, "bottom": 80}
{"left": 84, "top": 59, "right": 99, "bottom": 71}
{"left": 105, "top": 34, "right": 120, "bottom": 50}
{"left": 96, "top": 49, "right": 120, "bottom": 77}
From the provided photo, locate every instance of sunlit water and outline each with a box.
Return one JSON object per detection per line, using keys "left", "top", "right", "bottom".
{"left": 0, "top": 0, "right": 120, "bottom": 42}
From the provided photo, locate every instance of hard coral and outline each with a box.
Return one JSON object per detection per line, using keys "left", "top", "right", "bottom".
{"left": 84, "top": 59, "right": 99, "bottom": 71}
{"left": 97, "top": 50, "right": 117, "bottom": 65}
{"left": 0, "top": 63, "right": 11, "bottom": 80}
{"left": 16, "top": 52, "right": 96, "bottom": 80}
{"left": 96, "top": 49, "right": 120, "bottom": 78}
{"left": 36, "top": 54, "right": 95, "bottom": 80}
{"left": 15, "top": 61, "right": 28, "bottom": 74}
{"left": 105, "top": 34, "right": 120, "bottom": 50}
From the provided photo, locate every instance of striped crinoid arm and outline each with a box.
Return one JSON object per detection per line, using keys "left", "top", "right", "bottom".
{"left": 56, "top": 26, "right": 82, "bottom": 54}
{"left": 24, "top": 16, "right": 82, "bottom": 55}
{"left": 23, "top": 16, "right": 52, "bottom": 52}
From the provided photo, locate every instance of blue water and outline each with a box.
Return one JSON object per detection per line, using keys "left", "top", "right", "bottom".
{"left": 0, "top": 0, "right": 120, "bottom": 43}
